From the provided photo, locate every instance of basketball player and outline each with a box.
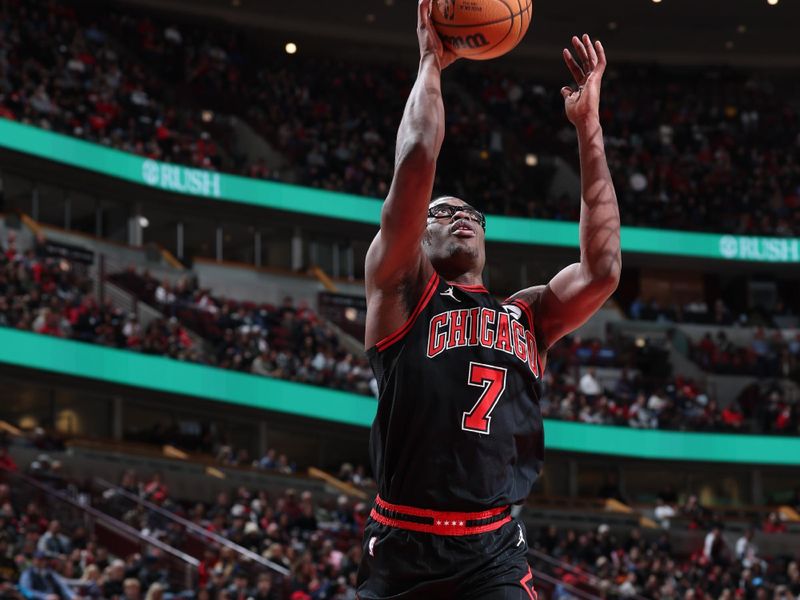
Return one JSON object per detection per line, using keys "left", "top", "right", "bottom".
{"left": 357, "top": 1, "right": 621, "bottom": 598}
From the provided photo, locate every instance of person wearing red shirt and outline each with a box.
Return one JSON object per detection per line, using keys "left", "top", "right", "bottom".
{"left": 721, "top": 405, "right": 744, "bottom": 430}
{"left": 762, "top": 512, "right": 787, "bottom": 534}
{"left": 0, "top": 448, "right": 16, "bottom": 473}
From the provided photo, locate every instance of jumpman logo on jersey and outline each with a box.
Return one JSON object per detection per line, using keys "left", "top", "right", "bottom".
{"left": 516, "top": 524, "right": 525, "bottom": 547}
{"left": 440, "top": 286, "right": 461, "bottom": 302}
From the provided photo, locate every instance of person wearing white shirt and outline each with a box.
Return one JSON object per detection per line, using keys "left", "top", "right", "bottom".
{"left": 735, "top": 528, "right": 758, "bottom": 568}
{"left": 579, "top": 368, "right": 602, "bottom": 397}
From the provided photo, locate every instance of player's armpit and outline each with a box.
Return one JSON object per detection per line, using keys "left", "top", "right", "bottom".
{"left": 364, "top": 212, "right": 433, "bottom": 348}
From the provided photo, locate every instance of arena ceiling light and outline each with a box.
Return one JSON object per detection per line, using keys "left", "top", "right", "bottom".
{"left": 285, "top": 42, "right": 297, "bottom": 55}
{"left": 525, "top": 153, "right": 538, "bottom": 167}
{"left": 767, "top": 0, "right": 779, "bottom": 5}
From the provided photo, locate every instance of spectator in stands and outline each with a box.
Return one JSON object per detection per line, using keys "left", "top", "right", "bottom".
{"left": 77, "top": 564, "right": 103, "bottom": 598}
{"left": 251, "top": 349, "right": 274, "bottom": 377}
{"left": 122, "top": 577, "right": 142, "bottom": 600}
{"left": 18, "top": 551, "right": 75, "bottom": 600}
{"left": 626, "top": 393, "right": 655, "bottom": 429}
{"left": 252, "top": 573, "right": 276, "bottom": 600}
{"left": 735, "top": 528, "right": 760, "bottom": 569}
{"left": 102, "top": 559, "right": 127, "bottom": 597}
{"left": 653, "top": 497, "right": 677, "bottom": 529}
{"left": 142, "top": 473, "right": 168, "bottom": 504}
{"left": 36, "top": 521, "right": 71, "bottom": 558}
{"left": 226, "top": 571, "right": 252, "bottom": 600}
{"left": 787, "top": 562, "right": 800, "bottom": 596}
{"left": 257, "top": 449, "right": 277, "bottom": 470}
{"left": 762, "top": 511, "right": 787, "bottom": 534}
{"left": 0, "top": 447, "right": 16, "bottom": 472}
{"left": 578, "top": 368, "right": 603, "bottom": 399}
{"left": 0, "top": 534, "right": 19, "bottom": 597}
{"left": 681, "top": 495, "right": 710, "bottom": 530}
{"left": 144, "top": 582, "right": 165, "bottom": 600}
{"left": 276, "top": 454, "right": 294, "bottom": 475}
{"left": 721, "top": 403, "right": 745, "bottom": 431}
{"left": 702, "top": 526, "right": 728, "bottom": 566}
{"left": 351, "top": 465, "right": 373, "bottom": 488}
{"left": 647, "top": 388, "right": 670, "bottom": 420}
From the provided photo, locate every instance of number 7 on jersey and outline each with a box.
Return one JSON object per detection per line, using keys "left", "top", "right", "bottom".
{"left": 462, "top": 362, "right": 508, "bottom": 435}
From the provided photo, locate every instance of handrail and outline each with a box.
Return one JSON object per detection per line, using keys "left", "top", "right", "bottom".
{"left": 307, "top": 467, "right": 368, "bottom": 500}
{"left": 2, "top": 468, "right": 199, "bottom": 570}
{"left": 528, "top": 548, "right": 651, "bottom": 600}
{"left": 19, "top": 212, "right": 43, "bottom": 236}
{"left": 310, "top": 265, "right": 339, "bottom": 293}
{"left": 94, "top": 477, "right": 290, "bottom": 576}
{"left": 159, "top": 246, "right": 185, "bottom": 270}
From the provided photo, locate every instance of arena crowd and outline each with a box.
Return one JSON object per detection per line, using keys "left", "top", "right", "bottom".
{"left": 1, "top": 0, "right": 799, "bottom": 235}
{"left": 2, "top": 450, "right": 799, "bottom": 600}
{"left": 1, "top": 233, "right": 797, "bottom": 436}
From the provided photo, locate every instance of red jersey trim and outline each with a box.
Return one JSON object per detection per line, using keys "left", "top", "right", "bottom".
{"left": 374, "top": 272, "right": 439, "bottom": 352}
{"left": 506, "top": 299, "right": 535, "bottom": 331}
{"left": 370, "top": 508, "right": 512, "bottom": 537}
{"left": 375, "top": 495, "right": 508, "bottom": 521}
{"left": 504, "top": 298, "right": 544, "bottom": 376}
{"left": 448, "top": 281, "right": 489, "bottom": 294}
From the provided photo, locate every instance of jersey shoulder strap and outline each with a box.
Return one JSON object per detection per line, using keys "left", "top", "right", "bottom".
{"left": 501, "top": 296, "right": 535, "bottom": 331}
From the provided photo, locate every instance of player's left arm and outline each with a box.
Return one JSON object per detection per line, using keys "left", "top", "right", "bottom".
{"left": 509, "top": 35, "right": 621, "bottom": 354}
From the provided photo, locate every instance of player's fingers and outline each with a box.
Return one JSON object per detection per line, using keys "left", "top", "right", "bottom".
{"left": 418, "top": 0, "right": 431, "bottom": 28}
{"left": 583, "top": 34, "right": 598, "bottom": 68}
{"left": 563, "top": 49, "right": 585, "bottom": 84}
{"left": 571, "top": 35, "right": 590, "bottom": 71}
{"left": 595, "top": 40, "right": 607, "bottom": 71}
{"left": 560, "top": 86, "right": 573, "bottom": 100}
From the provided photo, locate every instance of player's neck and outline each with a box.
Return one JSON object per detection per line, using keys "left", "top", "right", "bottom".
{"left": 435, "top": 270, "right": 483, "bottom": 289}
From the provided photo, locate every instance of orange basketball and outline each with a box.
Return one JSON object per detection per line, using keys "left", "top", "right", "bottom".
{"left": 432, "top": 0, "right": 532, "bottom": 61}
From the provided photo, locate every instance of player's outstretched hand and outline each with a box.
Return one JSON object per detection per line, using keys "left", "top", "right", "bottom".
{"left": 418, "top": 0, "right": 459, "bottom": 70}
{"left": 561, "top": 34, "right": 606, "bottom": 127}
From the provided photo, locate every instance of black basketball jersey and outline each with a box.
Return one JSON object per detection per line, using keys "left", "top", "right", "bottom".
{"left": 366, "top": 272, "right": 544, "bottom": 511}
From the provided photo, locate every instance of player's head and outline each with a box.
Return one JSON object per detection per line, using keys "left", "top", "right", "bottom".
{"left": 423, "top": 196, "right": 486, "bottom": 277}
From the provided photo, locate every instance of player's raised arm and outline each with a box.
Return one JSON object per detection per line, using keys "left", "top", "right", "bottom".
{"left": 509, "top": 35, "right": 621, "bottom": 353}
{"left": 364, "top": 0, "right": 457, "bottom": 347}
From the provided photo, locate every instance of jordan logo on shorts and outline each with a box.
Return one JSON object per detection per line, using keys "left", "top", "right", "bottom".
{"left": 440, "top": 286, "right": 461, "bottom": 302}
{"left": 369, "top": 536, "right": 378, "bottom": 557}
{"left": 516, "top": 524, "right": 525, "bottom": 547}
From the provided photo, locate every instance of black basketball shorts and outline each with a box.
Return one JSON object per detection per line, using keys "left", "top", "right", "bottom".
{"left": 356, "top": 496, "right": 538, "bottom": 600}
